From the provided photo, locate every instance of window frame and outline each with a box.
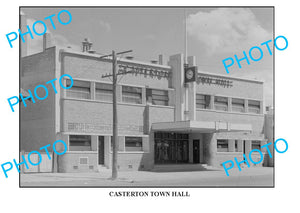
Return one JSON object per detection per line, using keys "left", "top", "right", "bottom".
{"left": 95, "top": 82, "right": 113, "bottom": 102}
{"left": 251, "top": 140, "right": 261, "bottom": 150}
{"left": 122, "top": 85, "right": 143, "bottom": 104}
{"left": 214, "top": 96, "right": 228, "bottom": 111}
{"left": 232, "top": 98, "right": 245, "bottom": 113}
{"left": 69, "top": 135, "right": 92, "bottom": 151}
{"left": 66, "top": 79, "right": 91, "bottom": 100}
{"left": 125, "top": 136, "right": 143, "bottom": 152}
{"left": 217, "top": 139, "right": 229, "bottom": 152}
{"left": 196, "top": 94, "right": 210, "bottom": 109}
{"left": 146, "top": 88, "right": 169, "bottom": 106}
{"left": 248, "top": 100, "right": 261, "bottom": 114}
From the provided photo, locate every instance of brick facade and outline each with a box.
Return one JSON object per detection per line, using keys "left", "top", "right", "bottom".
{"left": 21, "top": 46, "right": 272, "bottom": 173}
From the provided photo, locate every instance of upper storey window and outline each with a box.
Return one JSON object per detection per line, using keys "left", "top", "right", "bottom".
{"left": 146, "top": 88, "right": 169, "bottom": 106}
{"left": 96, "top": 83, "right": 113, "bottom": 102}
{"left": 248, "top": 100, "right": 260, "bottom": 114}
{"left": 122, "top": 86, "right": 142, "bottom": 104}
{"left": 232, "top": 98, "right": 245, "bottom": 113}
{"left": 196, "top": 94, "right": 210, "bottom": 109}
{"left": 214, "top": 96, "right": 228, "bottom": 111}
{"left": 66, "top": 80, "right": 90, "bottom": 99}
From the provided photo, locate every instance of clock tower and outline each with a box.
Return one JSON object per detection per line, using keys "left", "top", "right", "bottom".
{"left": 169, "top": 54, "right": 197, "bottom": 122}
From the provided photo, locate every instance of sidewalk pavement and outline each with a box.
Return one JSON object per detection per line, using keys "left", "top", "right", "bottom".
{"left": 20, "top": 167, "right": 273, "bottom": 187}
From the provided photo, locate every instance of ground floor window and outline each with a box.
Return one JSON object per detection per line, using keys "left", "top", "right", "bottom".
{"left": 252, "top": 140, "right": 261, "bottom": 150}
{"left": 217, "top": 139, "right": 229, "bottom": 152}
{"left": 69, "top": 135, "right": 91, "bottom": 151}
{"left": 125, "top": 137, "right": 143, "bottom": 152}
{"left": 154, "top": 132, "right": 189, "bottom": 164}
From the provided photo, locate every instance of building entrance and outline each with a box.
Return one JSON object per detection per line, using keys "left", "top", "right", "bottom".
{"left": 154, "top": 132, "right": 189, "bottom": 164}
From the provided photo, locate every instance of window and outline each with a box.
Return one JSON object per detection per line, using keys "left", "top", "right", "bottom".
{"left": 248, "top": 100, "right": 260, "bottom": 114}
{"left": 214, "top": 96, "right": 228, "bottom": 111}
{"left": 96, "top": 83, "right": 113, "bottom": 101}
{"left": 122, "top": 86, "right": 142, "bottom": 104}
{"left": 217, "top": 140, "right": 228, "bottom": 152}
{"left": 252, "top": 141, "right": 261, "bottom": 150}
{"left": 125, "top": 137, "right": 143, "bottom": 152}
{"left": 232, "top": 98, "right": 245, "bottom": 112}
{"left": 146, "top": 88, "right": 169, "bottom": 106}
{"left": 196, "top": 94, "right": 210, "bottom": 109}
{"left": 69, "top": 135, "right": 91, "bottom": 151}
{"left": 66, "top": 80, "right": 90, "bottom": 99}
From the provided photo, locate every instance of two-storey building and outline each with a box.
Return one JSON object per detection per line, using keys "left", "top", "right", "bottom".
{"left": 21, "top": 35, "right": 269, "bottom": 172}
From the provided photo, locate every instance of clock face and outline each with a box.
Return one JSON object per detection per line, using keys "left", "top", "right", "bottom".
{"left": 186, "top": 69, "right": 194, "bottom": 80}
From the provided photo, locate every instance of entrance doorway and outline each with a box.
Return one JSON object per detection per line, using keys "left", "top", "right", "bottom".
{"left": 193, "top": 140, "right": 200, "bottom": 163}
{"left": 98, "top": 136, "right": 104, "bottom": 165}
{"left": 154, "top": 132, "right": 189, "bottom": 164}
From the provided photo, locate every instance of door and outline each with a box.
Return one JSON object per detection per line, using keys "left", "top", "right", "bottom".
{"left": 98, "top": 136, "right": 104, "bottom": 165}
{"left": 193, "top": 140, "right": 200, "bottom": 163}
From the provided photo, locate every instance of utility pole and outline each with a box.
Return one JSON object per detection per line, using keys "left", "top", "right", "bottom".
{"left": 100, "top": 50, "right": 132, "bottom": 180}
{"left": 111, "top": 50, "right": 118, "bottom": 180}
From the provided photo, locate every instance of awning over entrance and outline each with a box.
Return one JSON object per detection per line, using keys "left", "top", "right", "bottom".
{"left": 152, "top": 120, "right": 252, "bottom": 133}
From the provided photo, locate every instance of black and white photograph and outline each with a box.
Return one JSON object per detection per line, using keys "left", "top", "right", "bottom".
{"left": 3, "top": 0, "right": 300, "bottom": 212}
{"left": 19, "top": 7, "right": 275, "bottom": 187}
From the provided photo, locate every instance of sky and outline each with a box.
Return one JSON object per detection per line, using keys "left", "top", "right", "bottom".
{"left": 20, "top": 7, "right": 274, "bottom": 106}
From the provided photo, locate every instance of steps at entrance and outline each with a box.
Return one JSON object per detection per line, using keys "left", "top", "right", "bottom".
{"left": 152, "top": 164, "right": 218, "bottom": 172}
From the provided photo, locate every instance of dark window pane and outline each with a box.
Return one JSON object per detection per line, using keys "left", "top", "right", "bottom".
{"left": 217, "top": 139, "right": 229, "bottom": 152}
{"left": 125, "top": 137, "right": 143, "bottom": 151}
{"left": 69, "top": 135, "right": 91, "bottom": 151}
{"left": 252, "top": 141, "right": 261, "bottom": 150}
